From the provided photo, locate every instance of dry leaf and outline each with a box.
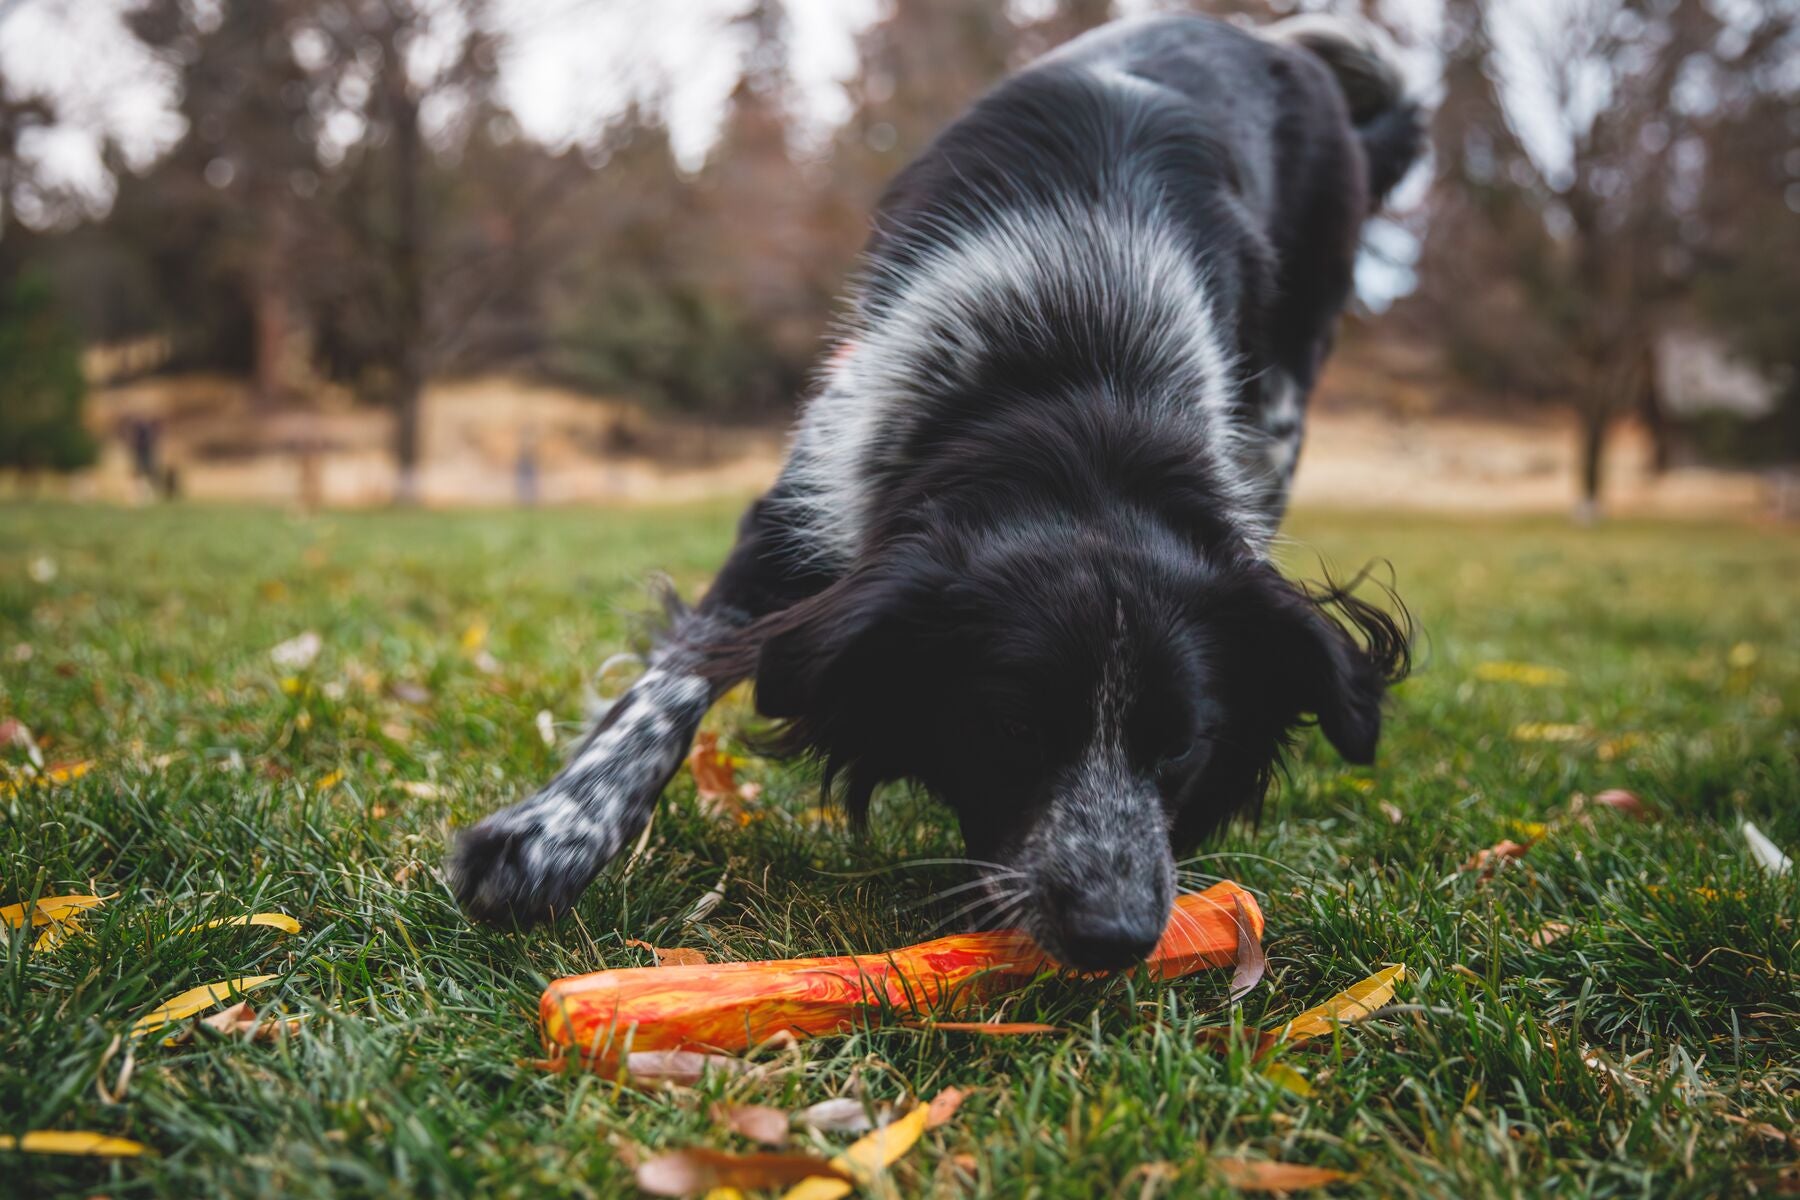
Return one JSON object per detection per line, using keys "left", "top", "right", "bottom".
{"left": 131, "top": 975, "right": 279, "bottom": 1038}
{"left": 913, "top": 1020, "right": 1061, "bottom": 1035}
{"left": 626, "top": 938, "right": 709, "bottom": 967}
{"left": 636, "top": 1148, "right": 846, "bottom": 1197}
{"left": 712, "top": 1102, "right": 789, "bottom": 1147}
{"left": 1378, "top": 801, "right": 1403, "bottom": 825}
{"left": 1592, "top": 789, "right": 1650, "bottom": 819}
{"left": 33, "top": 918, "right": 81, "bottom": 951}
{"left": 1527, "top": 921, "right": 1571, "bottom": 948}
{"left": 399, "top": 780, "right": 439, "bottom": 800}
{"left": 795, "top": 1098, "right": 879, "bottom": 1134}
{"left": 1474, "top": 661, "right": 1569, "bottom": 687}
{"left": 779, "top": 1095, "right": 938, "bottom": 1200}
{"left": 1460, "top": 839, "right": 1530, "bottom": 878}
{"left": 174, "top": 912, "right": 301, "bottom": 937}
{"left": 682, "top": 872, "right": 728, "bottom": 926}
{"left": 1211, "top": 1157, "right": 1350, "bottom": 1191}
{"left": 1, "top": 892, "right": 109, "bottom": 929}
{"left": 269, "top": 631, "right": 322, "bottom": 670}
{"left": 163, "top": 1001, "right": 307, "bottom": 1045}
{"left": 1742, "top": 821, "right": 1792, "bottom": 876}
{"left": 1511, "top": 722, "right": 1588, "bottom": 743}
{"left": 0, "top": 1130, "right": 147, "bottom": 1157}
{"left": 1280, "top": 965, "right": 1405, "bottom": 1042}
{"left": 1259, "top": 1063, "right": 1313, "bottom": 1097}
{"left": 623, "top": 1050, "right": 752, "bottom": 1086}
{"left": 924, "top": 1087, "right": 968, "bottom": 1128}
{"left": 1230, "top": 893, "right": 1267, "bottom": 1002}
{"left": 688, "top": 733, "right": 741, "bottom": 813}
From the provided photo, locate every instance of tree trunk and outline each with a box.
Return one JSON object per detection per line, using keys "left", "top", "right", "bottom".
{"left": 1576, "top": 405, "right": 1606, "bottom": 523}
{"left": 1637, "top": 338, "right": 1670, "bottom": 474}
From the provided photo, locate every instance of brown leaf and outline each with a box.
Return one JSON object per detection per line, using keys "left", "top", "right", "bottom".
{"left": 625, "top": 938, "right": 709, "bottom": 967}
{"left": 1460, "top": 839, "right": 1529, "bottom": 878}
{"left": 1593, "top": 789, "right": 1651, "bottom": 819}
{"left": 924, "top": 1086, "right": 969, "bottom": 1129}
{"left": 634, "top": 1148, "right": 846, "bottom": 1197}
{"left": 688, "top": 732, "right": 739, "bottom": 811}
{"left": 711, "top": 1102, "right": 789, "bottom": 1147}
{"left": 1230, "top": 893, "right": 1266, "bottom": 1001}
{"left": 795, "top": 1097, "right": 880, "bottom": 1134}
{"left": 1528, "top": 921, "right": 1571, "bottom": 948}
{"left": 163, "top": 1001, "right": 305, "bottom": 1045}
{"left": 912, "top": 1021, "right": 1061, "bottom": 1035}
{"left": 1211, "top": 1157, "right": 1351, "bottom": 1191}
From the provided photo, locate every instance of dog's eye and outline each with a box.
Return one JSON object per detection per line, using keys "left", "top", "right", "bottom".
{"left": 1159, "top": 734, "right": 1205, "bottom": 771}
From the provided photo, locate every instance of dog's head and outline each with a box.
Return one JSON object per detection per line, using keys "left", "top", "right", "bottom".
{"left": 744, "top": 523, "right": 1408, "bottom": 970}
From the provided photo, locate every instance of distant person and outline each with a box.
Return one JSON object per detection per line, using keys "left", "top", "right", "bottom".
{"left": 516, "top": 426, "right": 540, "bottom": 507}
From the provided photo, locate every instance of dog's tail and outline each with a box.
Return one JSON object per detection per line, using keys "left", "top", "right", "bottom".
{"left": 1264, "top": 14, "right": 1426, "bottom": 208}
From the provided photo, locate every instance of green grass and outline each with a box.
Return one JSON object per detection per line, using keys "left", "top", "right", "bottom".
{"left": 2, "top": 501, "right": 1796, "bottom": 1198}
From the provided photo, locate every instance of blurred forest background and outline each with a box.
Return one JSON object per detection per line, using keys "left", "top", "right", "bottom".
{"left": 0, "top": 0, "right": 1795, "bottom": 514}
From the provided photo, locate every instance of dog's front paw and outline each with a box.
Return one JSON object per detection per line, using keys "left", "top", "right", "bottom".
{"left": 447, "top": 801, "right": 611, "bottom": 925}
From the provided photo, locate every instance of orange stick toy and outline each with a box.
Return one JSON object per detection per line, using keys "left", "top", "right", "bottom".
{"left": 541, "top": 879, "right": 1261, "bottom": 1063}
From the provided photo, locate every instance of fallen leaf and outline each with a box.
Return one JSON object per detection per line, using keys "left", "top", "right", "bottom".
{"left": 173, "top": 912, "right": 301, "bottom": 937}
{"left": 1211, "top": 1157, "right": 1350, "bottom": 1191}
{"left": 623, "top": 1050, "right": 752, "bottom": 1086}
{"left": 1230, "top": 893, "right": 1266, "bottom": 1002}
{"left": 711, "top": 1102, "right": 789, "bottom": 1147}
{"left": 388, "top": 680, "right": 433, "bottom": 705}
{"left": 270, "top": 631, "right": 322, "bottom": 670}
{"left": 688, "top": 733, "right": 741, "bottom": 812}
{"left": 627, "top": 938, "right": 709, "bottom": 967}
{"left": 636, "top": 1148, "right": 846, "bottom": 1197}
{"left": 2, "top": 892, "right": 109, "bottom": 929}
{"left": 162, "top": 1001, "right": 306, "bottom": 1045}
{"left": 33, "top": 918, "right": 81, "bottom": 951}
{"left": 780, "top": 1094, "right": 939, "bottom": 1200}
{"left": 1511, "top": 722, "right": 1588, "bottom": 743}
{"left": 1474, "top": 661, "right": 1569, "bottom": 686}
{"left": 131, "top": 975, "right": 279, "bottom": 1038}
{"left": 1591, "top": 789, "right": 1651, "bottom": 819}
{"left": 460, "top": 620, "right": 488, "bottom": 652}
{"left": 1377, "top": 801, "right": 1403, "bottom": 825}
{"left": 1460, "top": 839, "right": 1530, "bottom": 878}
{"left": 1508, "top": 819, "right": 1549, "bottom": 841}
{"left": 1280, "top": 965, "right": 1405, "bottom": 1042}
{"left": 795, "top": 1098, "right": 880, "bottom": 1134}
{"left": 912, "top": 1020, "right": 1061, "bottom": 1035}
{"left": 0, "top": 1130, "right": 146, "bottom": 1157}
{"left": 1259, "top": 1063, "right": 1313, "bottom": 1097}
{"left": 399, "top": 780, "right": 439, "bottom": 800}
{"left": 683, "top": 871, "right": 728, "bottom": 926}
{"left": 1527, "top": 921, "right": 1571, "bottom": 948}
{"left": 1742, "top": 821, "right": 1792, "bottom": 876}
{"left": 316, "top": 769, "right": 345, "bottom": 793}
{"left": 0, "top": 718, "right": 42, "bottom": 767}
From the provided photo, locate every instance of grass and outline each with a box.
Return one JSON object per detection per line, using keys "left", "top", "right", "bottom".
{"left": 1, "top": 500, "right": 1796, "bottom": 1199}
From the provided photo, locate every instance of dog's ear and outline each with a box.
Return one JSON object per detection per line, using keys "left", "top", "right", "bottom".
{"left": 1225, "top": 562, "right": 1410, "bottom": 764}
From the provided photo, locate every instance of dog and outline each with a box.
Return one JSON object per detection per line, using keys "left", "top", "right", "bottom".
{"left": 449, "top": 12, "right": 1422, "bottom": 970}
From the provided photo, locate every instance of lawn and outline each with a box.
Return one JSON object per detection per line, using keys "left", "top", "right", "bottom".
{"left": 2, "top": 501, "right": 1796, "bottom": 1198}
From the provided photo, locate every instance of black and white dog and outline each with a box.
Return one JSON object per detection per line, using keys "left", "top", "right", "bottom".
{"left": 450, "top": 13, "right": 1421, "bottom": 969}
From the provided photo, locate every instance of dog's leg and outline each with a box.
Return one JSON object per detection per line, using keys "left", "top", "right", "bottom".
{"left": 447, "top": 493, "right": 833, "bottom": 923}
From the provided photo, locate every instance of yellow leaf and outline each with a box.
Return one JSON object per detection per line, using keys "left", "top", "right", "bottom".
{"left": 280, "top": 675, "right": 304, "bottom": 696}
{"left": 1, "top": 892, "right": 109, "bottom": 929}
{"left": 1727, "top": 642, "right": 1758, "bottom": 670}
{"left": 1474, "top": 661, "right": 1569, "bottom": 687}
{"left": 1260, "top": 1062, "right": 1313, "bottom": 1097}
{"left": 131, "top": 975, "right": 279, "bottom": 1038}
{"left": 316, "top": 770, "right": 344, "bottom": 792}
{"left": 33, "top": 918, "right": 80, "bottom": 951}
{"left": 781, "top": 1094, "right": 936, "bottom": 1200}
{"left": 1508, "top": 820, "right": 1549, "bottom": 841}
{"left": 1280, "top": 965, "right": 1405, "bottom": 1042}
{"left": 0, "top": 1130, "right": 147, "bottom": 1156}
{"left": 173, "top": 912, "right": 301, "bottom": 937}
{"left": 1511, "top": 722, "right": 1588, "bottom": 743}
{"left": 460, "top": 620, "right": 489, "bottom": 652}
{"left": 1212, "top": 1157, "right": 1350, "bottom": 1191}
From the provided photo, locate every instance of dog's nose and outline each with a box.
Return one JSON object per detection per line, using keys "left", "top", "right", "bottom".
{"left": 1059, "top": 904, "right": 1164, "bottom": 970}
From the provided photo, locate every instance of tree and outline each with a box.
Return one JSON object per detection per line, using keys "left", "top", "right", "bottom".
{"left": 0, "top": 270, "right": 94, "bottom": 474}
